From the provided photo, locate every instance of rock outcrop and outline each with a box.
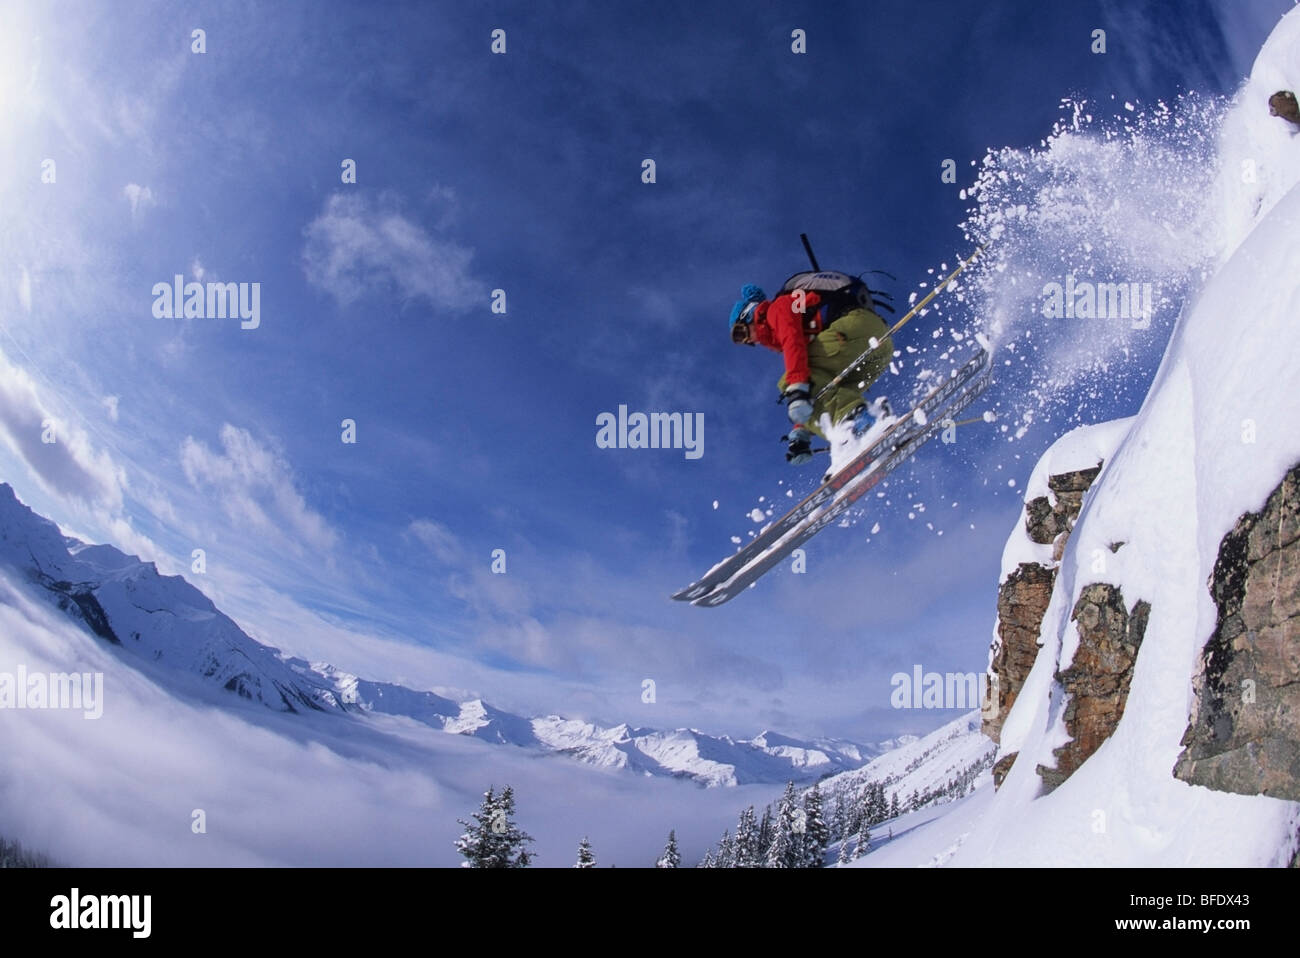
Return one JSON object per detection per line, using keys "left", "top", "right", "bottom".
{"left": 1270, "top": 90, "right": 1300, "bottom": 127}
{"left": 985, "top": 464, "right": 1103, "bottom": 788}
{"left": 1024, "top": 466, "right": 1102, "bottom": 551}
{"left": 1174, "top": 462, "right": 1300, "bottom": 801}
{"left": 1037, "top": 584, "right": 1150, "bottom": 790}
{"left": 986, "top": 563, "right": 1055, "bottom": 744}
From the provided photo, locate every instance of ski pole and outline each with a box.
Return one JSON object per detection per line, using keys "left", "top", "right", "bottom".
{"left": 944, "top": 413, "right": 994, "bottom": 428}
{"left": 814, "top": 244, "right": 987, "bottom": 405}
{"left": 800, "top": 233, "right": 821, "bottom": 271}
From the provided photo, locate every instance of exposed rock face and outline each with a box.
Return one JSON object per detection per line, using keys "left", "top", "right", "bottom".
{"left": 1174, "top": 462, "right": 1300, "bottom": 801}
{"left": 985, "top": 563, "right": 1056, "bottom": 745}
{"left": 992, "top": 753, "right": 1018, "bottom": 789}
{"left": 984, "top": 464, "right": 1103, "bottom": 761}
{"left": 1270, "top": 90, "right": 1300, "bottom": 127}
{"left": 1024, "top": 467, "right": 1102, "bottom": 545}
{"left": 1038, "top": 585, "right": 1150, "bottom": 790}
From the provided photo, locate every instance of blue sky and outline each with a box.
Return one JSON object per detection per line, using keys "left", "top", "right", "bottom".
{"left": 0, "top": 0, "right": 1290, "bottom": 742}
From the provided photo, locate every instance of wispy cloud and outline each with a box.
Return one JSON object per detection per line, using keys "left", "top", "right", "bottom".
{"left": 122, "top": 182, "right": 155, "bottom": 220}
{"left": 406, "top": 518, "right": 464, "bottom": 565}
{"left": 0, "top": 347, "right": 125, "bottom": 511}
{"left": 302, "top": 193, "right": 487, "bottom": 310}
{"left": 179, "top": 424, "right": 338, "bottom": 554}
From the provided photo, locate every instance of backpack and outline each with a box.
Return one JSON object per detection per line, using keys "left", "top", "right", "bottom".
{"left": 777, "top": 270, "right": 895, "bottom": 326}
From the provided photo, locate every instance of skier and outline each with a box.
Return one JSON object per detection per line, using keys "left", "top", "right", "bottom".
{"left": 729, "top": 282, "right": 893, "bottom": 464}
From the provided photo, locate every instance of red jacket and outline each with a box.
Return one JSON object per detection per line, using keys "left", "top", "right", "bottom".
{"left": 749, "top": 290, "right": 826, "bottom": 387}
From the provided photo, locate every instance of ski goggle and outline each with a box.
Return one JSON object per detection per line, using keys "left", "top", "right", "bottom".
{"left": 730, "top": 301, "right": 758, "bottom": 343}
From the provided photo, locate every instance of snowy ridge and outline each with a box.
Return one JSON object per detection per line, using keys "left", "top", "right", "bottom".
{"left": 0, "top": 484, "right": 346, "bottom": 714}
{"left": 0, "top": 482, "right": 879, "bottom": 788}
{"left": 530, "top": 721, "right": 878, "bottom": 787}
{"left": 811, "top": 711, "right": 994, "bottom": 811}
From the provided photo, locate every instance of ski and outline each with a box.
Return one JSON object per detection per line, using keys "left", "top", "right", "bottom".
{"left": 672, "top": 347, "right": 991, "bottom": 603}
{"left": 689, "top": 363, "right": 992, "bottom": 606}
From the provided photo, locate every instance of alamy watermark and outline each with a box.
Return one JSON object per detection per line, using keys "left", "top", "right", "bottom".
{"left": 891, "top": 664, "right": 989, "bottom": 712}
{"left": 152, "top": 275, "right": 260, "bottom": 329}
{"left": 50, "top": 888, "right": 151, "bottom": 938}
{"left": 1041, "top": 275, "right": 1153, "bottom": 329}
{"left": 596, "top": 406, "right": 704, "bottom": 460}
{"left": 0, "top": 666, "right": 104, "bottom": 719}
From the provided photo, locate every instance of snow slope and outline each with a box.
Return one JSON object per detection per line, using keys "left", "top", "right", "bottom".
{"left": 876, "top": 8, "right": 1300, "bottom": 866}
{"left": 816, "top": 711, "right": 994, "bottom": 810}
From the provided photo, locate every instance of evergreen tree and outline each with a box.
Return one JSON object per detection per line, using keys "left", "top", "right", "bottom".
{"left": 863, "top": 782, "right": 886, "bottom": 825}
{"left": 734, "top": 806, "right": 760, "bottom": 868}
{"left": 836, "top": 835, "right": 854, "bottom": 866}
{"left": 698, "top": 849, "right": 715, "bottom": 868}
{"left": 656, "top": 830, "right": 680, "bottom": 869}
{"left": 802, "top": 784, "right": 829, "bottom": 868}
{"left": 858, "top": 786, "right": 875, "bottom": 829}
{"left": 575, "top": 836, "right": 596, "bottom": 868}
{"left": 715, "top": 829, "right": 735, "bottom": 868}
{"left": 758, "top": 806, "right": 774, "bottom": 858}
{"left": 766, "top": 781, "right": 803, "bottom": 869}
{"left": 493, "top": 786, "right": 534, "bottom": 867}
{"left": 455, "top": 786, "right": 499, "bottom": 868}
{"left": 889, "top": 792, "right": 900, "bottom": 819}
{"left": 0, "top": 833, "right": 52, "bottom": 867}
{"left": 842, "top": 795, "right": 862, "bottom": 840}
{"left": 831, "top": 798, "right": 848, "bottom": 843}
{"left": 455, "top": 784, "right": 534, "bottom": 868}
{"left": 855, "top": 828, "right": 871, "bottom": 859}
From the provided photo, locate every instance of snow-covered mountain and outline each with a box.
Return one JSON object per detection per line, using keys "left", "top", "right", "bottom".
{"left": 530, "top": 718, "right": 876, "bottom": 786}
{"left": 813, "top": 711, "right": 993, "bottom": 810}
{"left": 0, "top": 484, "right": 347, "bottom": 715}
{"left": 0, "top": 481, "right": 878, "bottom": 789}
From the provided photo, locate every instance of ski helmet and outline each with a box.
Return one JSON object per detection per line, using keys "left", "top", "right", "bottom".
{"left": 729, "top": 284, "right": 765, "bottom": 343}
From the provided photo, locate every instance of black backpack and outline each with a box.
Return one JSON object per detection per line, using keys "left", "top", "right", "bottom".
{"left": 777, "top": 269, "right": 895, "bottom": 325}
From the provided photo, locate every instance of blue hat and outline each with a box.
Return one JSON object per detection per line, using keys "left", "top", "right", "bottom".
{"left": 729, "top": 284, "right": 766, "bottom": 327}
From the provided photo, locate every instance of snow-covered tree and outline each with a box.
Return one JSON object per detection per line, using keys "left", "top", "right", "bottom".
{"left": 734, "top": 806, "right": 761, "bottom": 867}
{"left": 855, "top": 828, "right": 871, "bottom": 859}
{"left": 889, "top": 791, "right": 900, "bottom": 819}
{"left": 698, "top": 849, "right": 715, "bottom": 868}
{"left": 455, "top": 784, "right": 534, "bottom": 868}
{"left": 802, "top": 784, "right": 829, "bottom": 868}
{"left": 455, "top": 786, "right": 498, "bottom": 868}
{"left": 758, "top": 806, "right": 774, "bottom": 857}
{"left": 831, "top": 798, "right": 848, "bottom": 843}
{"left": 656, "top": 830, "right": 680, "bottom": 869}
{"left": 575, "top": 836, "right": 596, "bottom": 868}
{"left": 766, "top": 781, "right": 803, "bottom": 869}
{"left": 861, "top": 781, "right": 888, "bottom": 826}
{"left": 715, "top": 829, "right": 735, "bottom": 868}
{"left": 836, "top": 835, "right": 854, "bottom": 866}
{"left": 0, "top": 834, "right": 51, "bottom": 868}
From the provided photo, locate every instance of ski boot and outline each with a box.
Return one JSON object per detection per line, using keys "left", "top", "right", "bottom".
{"left": 850, "top": 396, "right": 893, "bottom": 437}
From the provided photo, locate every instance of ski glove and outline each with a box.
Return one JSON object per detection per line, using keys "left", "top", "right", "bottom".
{"left": 785, "top": 426, "right": 814, "bottom": 465}
{"left": 784, "top": 383, "right": 813, "bottom": 427}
